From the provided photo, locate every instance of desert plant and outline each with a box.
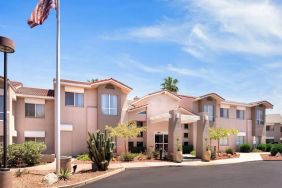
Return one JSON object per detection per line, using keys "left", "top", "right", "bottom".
{"left": 225, "top": 148, "right": 234, "bottom": 155}
{"left": 58, "top": 169, "right": 71, "bottom": 181}
{"left": 87, "top": 130, "right": 114, "bottom": 171}
{"left": 106, "top": 122, "right": 146, "bottom": 154}
{"left": 152, "top": 150, "right": 160, "bottom": 159}
{"left": 252, "top": 148, "right": 262, "bottom": 153}
{"left": 119, "top": 152, "right": 138, "bottom": 162}
{"left": 270, "top": 144, "right": 282, "bottom": 156}
{"left": 182, "top": 145, "right": 193, "bottom": 154}
{"left": 76, "top": 153, "right": 90, "bottom": 161}
{"left": 240, "top": 144, "right": 252, "bottom": 153}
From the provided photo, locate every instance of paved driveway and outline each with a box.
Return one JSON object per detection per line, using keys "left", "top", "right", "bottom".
{"left": 83, "top": 161, "right": 282, "bottom": 188}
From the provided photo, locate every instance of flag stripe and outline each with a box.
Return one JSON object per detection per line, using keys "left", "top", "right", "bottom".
{"left": 28, "top": 0, "right": 56, "bottom": 28}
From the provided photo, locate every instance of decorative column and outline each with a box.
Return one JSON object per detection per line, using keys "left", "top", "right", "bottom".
{"left": 168, "top": 110, "right": 182, "bottom": 162}
{"left": 196, "top": 112, "right": 209, "bottom": 159}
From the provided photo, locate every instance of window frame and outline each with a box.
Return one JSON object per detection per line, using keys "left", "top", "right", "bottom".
{"left": 220, "top": 108, "right": 229, "bottom": 119}
{"left": 65, "top": 92, "right": 84, "bottom": 107}
{"left": 204, "top": 104, "right": 214, "bottom": 121}
{"left": 236, "top": 110, "right": 245, "bottom": 120}
{"left": 25, "top": 137, "right": 45, "bottom": 143}
{"left": 137, "top": 121, "right": 144, "bottom": 137}
{"left": 25, "top": 103, "right": 45, "bottom": 118}
{"left": 183, "top": 133, "right": 189, "bottom": 138}
{"left": 101, "top": 94, "right": 118, "bottom": 116}
{"left": 256, "top": 109, "right": 264, "bottom": 125}
{"left": 184, "top": 124, "right": 189, "bottom": 129}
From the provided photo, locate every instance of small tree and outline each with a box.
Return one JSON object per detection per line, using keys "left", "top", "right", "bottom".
{"left": 106, "top": 122, "right": 146, "bottom": 153}
{"left": 209, "top": 127, "right": 238, "bottom": 154}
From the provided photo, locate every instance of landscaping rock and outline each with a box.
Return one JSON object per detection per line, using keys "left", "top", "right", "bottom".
{"left": 275, "top": 152, "right": 282, "bottom": 157}
{"left": 42, "top": 173, "right": 58, "bottom": 185}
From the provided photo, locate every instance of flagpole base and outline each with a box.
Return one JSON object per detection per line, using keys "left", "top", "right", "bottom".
{"left": 0, "top": 168, "right": 13, "bottom": 188}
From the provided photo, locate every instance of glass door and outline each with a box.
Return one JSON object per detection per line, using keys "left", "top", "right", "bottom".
{"left": 155, "top": 133, "right": 168, "bottom": 153}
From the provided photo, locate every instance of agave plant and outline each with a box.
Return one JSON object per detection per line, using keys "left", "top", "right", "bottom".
{"left": 87, "top": 130, "right": 114, "bottom": 171}
{"left": 58, "top": 169, "right": 70, "bottom": 181}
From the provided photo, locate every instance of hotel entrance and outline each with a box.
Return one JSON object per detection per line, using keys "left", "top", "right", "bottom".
{"left": 155, "top": 133, "right": 168, "bottom": 153}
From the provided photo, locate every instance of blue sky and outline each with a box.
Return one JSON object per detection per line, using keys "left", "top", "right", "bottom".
{"left": 0, "top": 0, "right": 282, "bottom": 113}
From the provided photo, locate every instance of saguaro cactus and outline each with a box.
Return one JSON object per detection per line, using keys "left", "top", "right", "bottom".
{"left": 87, "top": 130, "right": 114, "bottom": 171}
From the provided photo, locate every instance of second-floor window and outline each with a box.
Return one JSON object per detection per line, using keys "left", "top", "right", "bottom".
{"left": 256, "top": 109, "right": 264, "bottom": 125}
{"left": 137, "top": 121, "right": 143, "bottom": 137}
{"left": 236, "top": 110, "right": 245, "bottom": 120}
{"left": 65, "top": 92, "right": 84, "bottom": 107}
{"left": 204, "top": 104, "right": 214, "bottom": 121}
{"left": 0, "top": 96, "right": 3, "bottom": 120}
{"left": 220, "top": 108, "right": 229, "bottom": 118}
{"left": 25, "top": 103, "right": 45, "bottom": 118}
{"left": 101, "top": 94, "right": 117, "bottom": 115}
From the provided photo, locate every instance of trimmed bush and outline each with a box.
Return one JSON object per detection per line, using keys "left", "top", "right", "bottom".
{"left": 240, "top": 144, "right": 252, "bottom": 153}
{"left": 225, "top": 148, "right": 234, "bottom": 155}
{"left": 257, "top": 144, "right": 272, "bottom": 152}
{"left": 120, "top": 152, "right": 138, "bottom": 161}
{"left": 130, "top": 146, "right": 146, "bottom": 153}
{"left": 270, "top": 144, "right": 282, "bottom": 156}
{"left": 0, "top": 141, "right": 46, "bottom": 167}
{"left": 182, "top": 145, "right": 193, "bottom": 154}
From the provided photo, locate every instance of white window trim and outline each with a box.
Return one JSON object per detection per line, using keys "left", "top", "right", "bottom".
{"left": 65, "top": 92, "right": 84, "bottom": 107}
{"left": 25, "top": 103, "right": 45, "bottom": 118}
{"left": 102, "top": 94, "right": 118, "bottom": 115}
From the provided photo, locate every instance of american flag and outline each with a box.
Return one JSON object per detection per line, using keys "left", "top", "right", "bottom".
{"left": 28, "top": 0, "right": 56, "bottom": 28}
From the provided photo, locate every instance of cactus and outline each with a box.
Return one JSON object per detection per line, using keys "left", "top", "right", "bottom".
{"left": 87, "top": 130, "right": 114, "bottom": 171}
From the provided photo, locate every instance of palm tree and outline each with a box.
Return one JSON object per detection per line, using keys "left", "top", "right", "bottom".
{"left": 161, "top": 76, "right": 179, "bottom": 93}
{"left": 87, "top": 78, "right": 99, "bottom": 83}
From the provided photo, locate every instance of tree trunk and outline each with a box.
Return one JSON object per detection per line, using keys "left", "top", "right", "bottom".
{"left": 217, "top": 139, "right": 220, "bottom": 155}
{"left": 124, "top": 138, "right": 127, "bottom": 154}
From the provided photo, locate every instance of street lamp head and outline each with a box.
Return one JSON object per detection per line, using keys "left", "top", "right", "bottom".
{"left": 0, "top": 36, "right": 15, "bottom": 53}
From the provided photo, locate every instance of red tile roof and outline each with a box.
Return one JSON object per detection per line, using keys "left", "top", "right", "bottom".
{"left": 16, "top": 87, "right": 54, "bottom": 97}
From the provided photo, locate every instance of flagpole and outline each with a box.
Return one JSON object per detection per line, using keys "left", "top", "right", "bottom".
{"left": 55, "top": 0, "right": 61, "bottom": 174}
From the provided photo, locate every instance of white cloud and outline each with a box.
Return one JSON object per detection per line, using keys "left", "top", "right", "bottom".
{"left": 104, "top": 0, "right": 282, "bottom": 58}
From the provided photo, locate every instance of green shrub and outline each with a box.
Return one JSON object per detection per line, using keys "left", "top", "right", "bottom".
{"left": 120, "top": 152, "right": 138, "bottom": 161}
{"left": 270, "top": 144, "right": 282, "bottom": 156}
{"left": 240, "top": 144, "right": 252, "bottom": 153}
{"left": 256, "top": 144, "right": 272, "bottom": 152}
{"left": 152, "top": 151, "right": 160, "bottom": 159}
{"left": 22, "top": 141, "right": 46, "bottom": 166}
{"left": 190, "top": 150, "right": 196, "bottom": 156}
{"left": 130, "top": 146, "right": 146, "bottom": 153}
{"left": 252, "top": 148, "right": 262, "bottom": 153}
{"left": 6, "top": 141, "right": 46, "bottom": 167}
{"left": 76, "top": 153, "right": 90, "bottom": 161}
{"left": 182, "top": 145, "right": 193, "bottom": 154}
{"left": 225, "top": 148, "right": 234, "bottom": 155}
{"left": 266, "top": 144, "right": 272, "bottom": 152}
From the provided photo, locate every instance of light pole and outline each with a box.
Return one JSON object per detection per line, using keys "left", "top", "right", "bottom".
{"left": 0, "top": 36, "right": 15, "bottom": 188}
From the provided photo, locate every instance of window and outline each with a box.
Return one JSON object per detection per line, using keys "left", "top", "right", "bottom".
{"left": 0, "top": 95, "right": 3, "bottom": 120}
{"left": 266, "top": 139, "right": 274, "bottom": 144}
{"left": 184, "top": 124, "right": 189, "bottom": 129}
{"left": 236, "top": 136, "right": 244, "bottom": 146}
{"left": 204, "top": 104, "right": 214, "bottom": 121}
{"left": 25, "top": 103, "right": 45, "bottom": 118}
{"left": 101, "top": 94, "right": 117, "bottom": 115}
{"left": 256, "top": 109, "right": 264, "bottom": 125}
{"left": 236, "top": 110, "right": 245, "bottom": 120}
{"left": 65, "top": 92, "right": 84, "bottom": 107}
{"left": 137, "top": 121, "right": 144, "bottom": 137}
{"left": 266, "top": 126, "right": 270, "bottom": 131}
{"left": 184, "top": 133, "right": 189, "bottom": 138}
{"left": 219, "top": 137, "right": 228, "bottom": 146}
{"left": 128, "top": 141, "right": 134, "bottom": 152}
{"left": 25, "top": 137, "right": 45, "bottom": 143}
{"left": 280, "top": 127, "right": 282, "bottom": 132}
{"left": 138, "top": 111, "right": 146, "bottom": 115}
{"left": 183, "top": 142, "right": 189, "bottom": 146}
{"left": 220, "top": 108, "right": 229, "bottom": 118}
{"left": 137, "top": 142, "right": 143, "bottom": 147}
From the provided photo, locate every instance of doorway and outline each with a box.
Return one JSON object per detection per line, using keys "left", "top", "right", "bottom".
{"left": 155, "top": 133, "right": 168, "bottom": 153}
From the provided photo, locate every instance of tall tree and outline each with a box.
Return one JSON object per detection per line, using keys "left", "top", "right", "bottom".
{"left": 87, "top": 78, "right": 99, "bottom": 83}
{"left": 106, "top": 122, "right": 146, "bottom": 153}
{"left": 161, "top": 76, "right": 179, "bottom": 93}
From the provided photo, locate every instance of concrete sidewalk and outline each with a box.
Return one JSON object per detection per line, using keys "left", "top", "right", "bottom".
{"left": 19, "top": 152, "right": 265, "bottom": 172}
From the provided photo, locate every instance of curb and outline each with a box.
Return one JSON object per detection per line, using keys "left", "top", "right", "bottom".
{"left": 56, "top": 167, "right": 125, "bottom": 188}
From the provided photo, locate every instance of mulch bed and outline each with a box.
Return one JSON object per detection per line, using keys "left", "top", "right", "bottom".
{"left": 261, "top": 154, "right": 282, "bottom": 161}
{"left": 12, "top": 168, "right": 116, "bottom": 188}
{"left": 213, "top": 153, "right": 240, "bottom": 160}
